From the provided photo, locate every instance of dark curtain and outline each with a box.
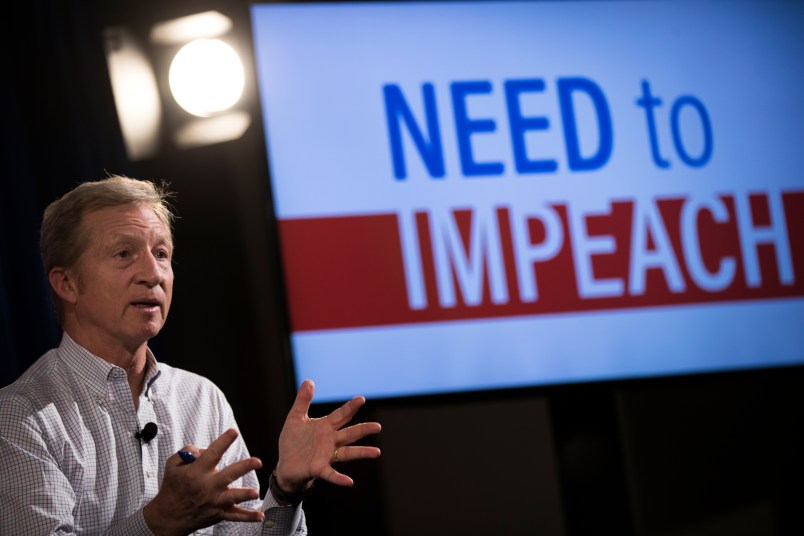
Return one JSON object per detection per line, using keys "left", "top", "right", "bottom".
{"left": 1, "top": 0, "right": 132, "bottom": 386}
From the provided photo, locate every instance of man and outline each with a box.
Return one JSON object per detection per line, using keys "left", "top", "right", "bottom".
{"left": 0, "top": 176, "right": 381, "bottom": 534}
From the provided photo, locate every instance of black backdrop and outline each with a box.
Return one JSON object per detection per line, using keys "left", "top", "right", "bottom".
{"left": 2, "top": 1, "right": 804, "bottom": 535}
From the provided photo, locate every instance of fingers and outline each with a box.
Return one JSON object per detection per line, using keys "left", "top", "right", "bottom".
{"left": 220, "top": 505, "right": 265, "bottom": 523}
{"left": 174, "top": 429, "right": 261, "bottom": 490}
{"left": 209, "top": 491, "right": 265, "bottom": 523}
{"left": 288, "top": 381, "right": 370, "bottom": 429}
{"left": 198, "top": 428, "right": 239, "bottom": 469}
{"left": 323, "top": 469, "right": 355, "bottom": 488}
{"left": 327, "top": 395, "right": 367, "bottom": 429}
{"left": 220, "top": 485, "right": 261, "bottom": 506}
{"left": 332, "top": 445, "right": 382, "bottom": 464}
{"left": 216, "top": 456, "right": 263, "bottom": 488}
{"left": 336, "top": 421, "right": 382, "bottom": 446}
{"left": 167, "top": 445, "right": 202, "bottom": 467}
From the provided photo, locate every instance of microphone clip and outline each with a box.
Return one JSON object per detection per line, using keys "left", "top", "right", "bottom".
{"left": 135, "top": 422, "right": 159, "bottom": 443}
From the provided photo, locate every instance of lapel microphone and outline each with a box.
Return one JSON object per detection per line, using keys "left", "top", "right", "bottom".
{"left": 135, "top": 422, "right": 158, "bottom": 443}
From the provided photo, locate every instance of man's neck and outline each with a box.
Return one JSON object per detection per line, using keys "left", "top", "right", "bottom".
{"left": 63, "top": 327, "right": 150, "bottom": 406}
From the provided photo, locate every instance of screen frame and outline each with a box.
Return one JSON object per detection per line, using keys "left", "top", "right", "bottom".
{"left": 247, "top": 0, "right": 804, "bottom": 404}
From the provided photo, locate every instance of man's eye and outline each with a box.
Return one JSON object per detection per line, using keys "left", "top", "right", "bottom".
{"left": 155, "top": 249, "right": 170, "bottom": 260}
{"left": 115, "top": 250, "right": 130, "bottom": 259}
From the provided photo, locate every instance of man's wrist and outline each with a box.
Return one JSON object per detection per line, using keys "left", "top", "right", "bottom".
{"left": 269, "top": 470, "right": 313, "bottom": 506}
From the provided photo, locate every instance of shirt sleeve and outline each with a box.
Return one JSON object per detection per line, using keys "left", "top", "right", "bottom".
{"left": 257, "top": 493, "right": 306, "bottom": 535}
{"left": 0, "top": 399, "right": 156, "bottom": 536}
{"left": 0, "top": 429, "right": 79, "bottom": 535}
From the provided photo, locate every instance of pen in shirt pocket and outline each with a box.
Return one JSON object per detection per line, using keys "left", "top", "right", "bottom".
{"left": 178, "top": 450, "right": 196, "bottom": 464}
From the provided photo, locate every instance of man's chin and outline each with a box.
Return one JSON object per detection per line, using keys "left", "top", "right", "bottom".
{"left": 133, "top": 322, "right": 165, "bottom": 343}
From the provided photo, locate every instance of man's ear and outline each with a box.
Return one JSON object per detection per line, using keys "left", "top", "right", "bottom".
{"left": 49, "top": 267, "right": 79, "bottom": 304}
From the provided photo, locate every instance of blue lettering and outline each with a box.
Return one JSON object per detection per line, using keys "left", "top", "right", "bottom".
{"left": 451, "top": 81, "right": 504, "bottom": 177}
{"left": 671, "top": 96, "right": 713, "bottom": 168}
{"left": 635, "top": 80, "right": 670, "bottom": 169}
{"left": 504, "top": 79, "right": 557, "bottom": 174}
{"left": 557, "top": 77, "right": 613, "bottom": 172}
{"left": 383, "top": 83, "right": 445, "bottom": 180}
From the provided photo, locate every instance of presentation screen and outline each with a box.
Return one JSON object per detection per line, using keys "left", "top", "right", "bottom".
{"left": 251, "top": 1, "right": 804, "bottom": 402}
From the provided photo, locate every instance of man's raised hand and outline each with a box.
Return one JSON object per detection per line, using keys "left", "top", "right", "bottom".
{"left": 275, "top": 379, "right": 382, "bottom": 493}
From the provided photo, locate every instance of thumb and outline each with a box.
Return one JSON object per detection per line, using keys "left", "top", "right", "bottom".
{"left": 287, "top": 379, "right": 315, "bottom": 420}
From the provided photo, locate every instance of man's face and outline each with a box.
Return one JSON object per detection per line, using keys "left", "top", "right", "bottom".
{"left": 69, "top": 203, "right": 174, "bottom": 354}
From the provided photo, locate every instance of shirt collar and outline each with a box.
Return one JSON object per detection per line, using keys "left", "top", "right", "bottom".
{"left": 57, "top": 332, "right": 162, "bottom": 402}
{"left": 142, "top": 349, "right": 161, "bottom": 399}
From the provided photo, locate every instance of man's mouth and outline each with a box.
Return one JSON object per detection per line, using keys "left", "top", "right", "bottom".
{"left": 132, "top": 300, "right": 160, "bottom": 311}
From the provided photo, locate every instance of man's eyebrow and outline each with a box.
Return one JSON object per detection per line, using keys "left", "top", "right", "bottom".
{"left": 103, "top": 232, "right": 172, "bottom": 249}
{"left": 155, "top": 234, "right": 174, "bottom": 247}
{"left": 102, "top": 234, "right": 135, "bottom": 249}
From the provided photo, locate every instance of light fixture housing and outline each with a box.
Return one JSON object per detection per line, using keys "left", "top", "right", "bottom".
{"left": 104, "top": 10, "right": 252, "bottom": 159}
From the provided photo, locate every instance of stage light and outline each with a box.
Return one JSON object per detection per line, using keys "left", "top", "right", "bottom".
{"left": 104, "top": 10, "right": 252, "bottom": 159}
{"left": 168, "top": 38, "right": 245, "bottom": 118}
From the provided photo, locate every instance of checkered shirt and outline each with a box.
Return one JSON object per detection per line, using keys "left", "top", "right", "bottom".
{"left": 0, "top": 333, "right": 306, "bottom": 535}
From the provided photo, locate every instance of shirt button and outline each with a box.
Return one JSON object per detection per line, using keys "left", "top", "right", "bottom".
{"left": 145, "top": 471, "right": 153, "bottom": 478}
{"left": 263, "top": 520, "right": 276, "bottom": 528}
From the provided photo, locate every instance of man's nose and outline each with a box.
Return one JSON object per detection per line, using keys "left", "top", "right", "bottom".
{"left": 135, "top": 252, "right": 165, "bottom": 287}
